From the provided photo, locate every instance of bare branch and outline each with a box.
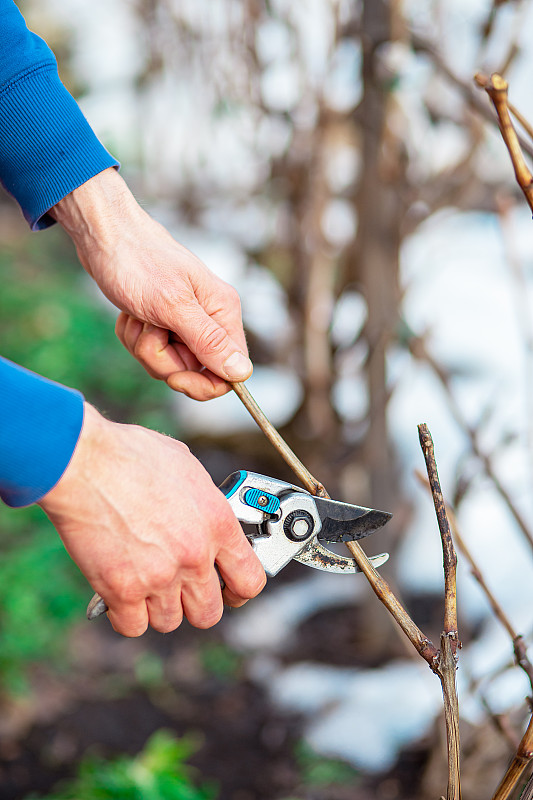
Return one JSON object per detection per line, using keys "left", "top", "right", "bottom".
{"left": 232, "top": 382, "right": 470, "bottom": 797}
{"left": 231, "top": 381, "right": 328, "bottom": 498}
{"left": 417, "top": 424, "right": 461, "bottom": 800}
{"left": 438, "top": 631, "right": 462, "bottom": 800}
{"left": 416, "top": 469, "right": 533, "bottom": 695}
{"left": 492, "top": 713, "right": 533, "bottom": 800}
{"left": 475, "top": 72, "right": 533, "bottom": 214}
{"left": 231, "top": 380, "right": 439, "bottom": 664}
{"left": 418, "top": 424, "right": 459, "bottom": 646}
{"left": 412, "top": 35, "right": 533, "bottom": 159}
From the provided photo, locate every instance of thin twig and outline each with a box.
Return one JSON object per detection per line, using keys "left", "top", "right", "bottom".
{"left": 231, "top": 381, "right": 439, "bottom": 665}
{"left": 474, "top": 72, "right": 533, "bottom": 214}
{"left": 492, "top": 713, "right": 533, "bottom": 800}
{"left": 231, "top": 381, "right": 328, "bottom": 497}
{"left": 418, "top": 424, "right": 459, "bottom": 647}
{"left": 417, "top": 424, "right": 461, "bottom": 800}
{"left": 412, "top": 35, "right": 533, "bottom": 159}
{"left": 416, "top": 469, "right": 533, "bottom": 695}
{"left": 232, "top": 382, "right": 468, "bottom": 796}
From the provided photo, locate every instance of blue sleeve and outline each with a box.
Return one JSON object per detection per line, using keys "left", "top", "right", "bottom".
{"left": 0, "top": 357, "right": 84, "bottom": 508}
{"left": 0, "top": 0, "right": 119, "bottom": 230}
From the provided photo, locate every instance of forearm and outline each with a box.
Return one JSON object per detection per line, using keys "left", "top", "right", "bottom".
{"left": 0, "top": 357, "right": 84, "bottom": 507}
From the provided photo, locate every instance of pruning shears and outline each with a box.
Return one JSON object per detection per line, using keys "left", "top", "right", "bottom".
{"left": 87, "top": 470, "right": 391, "bottom": 620}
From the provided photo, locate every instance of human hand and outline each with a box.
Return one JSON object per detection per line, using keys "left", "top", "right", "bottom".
{"left": 38, "top": 404, "right": 266, "bottom": 637}
{"left": 50, "top": 169, "right": 253, "bottom": 401}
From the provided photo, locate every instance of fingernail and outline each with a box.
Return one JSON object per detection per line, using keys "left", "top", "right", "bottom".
{"left": 223, "top": 352, "right": 253, "bottom": 380}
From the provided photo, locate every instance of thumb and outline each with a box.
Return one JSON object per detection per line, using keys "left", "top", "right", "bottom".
{"left": 177, "top": 304, "right": 253, "bottom": 382}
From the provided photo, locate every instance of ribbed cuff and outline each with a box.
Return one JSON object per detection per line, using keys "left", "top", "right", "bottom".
{"left": 0, "top": 61, "right": 119, "bottom": 230}
{"left": 0, "top": 357, "right": 85, "bottom": 507}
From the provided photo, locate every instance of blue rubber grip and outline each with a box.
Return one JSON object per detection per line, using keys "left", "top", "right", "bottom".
{"left": 243, "top": 488, "right": 280, "bottom": 514}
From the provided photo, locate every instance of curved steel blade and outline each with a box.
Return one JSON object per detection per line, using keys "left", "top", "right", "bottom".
{"left": 313, "top": 496, "right": 392, "bottom": 543}
{"left": 293, "top": 538, "right": 389, "bottom": 574}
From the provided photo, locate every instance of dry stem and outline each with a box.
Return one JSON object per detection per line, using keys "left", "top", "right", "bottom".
{"left": 418, "top": 424, "right": 458, "bottom": 647}
{"left": 492, "top": 713, "right": 533, "bottom": 800}
{"left": 417, "top": 424, "right": 461, "bottom": 800}
{"left": 416, "top": 470, "right": 533, "bottom": 696}
{"left": 232, "top": 381, "right": 439, "bottom": 665}
{"left": 475, "top": 72, "right": 533, "bottom": 214}
{"left": 232, "top": 382, "right": 462, "bottom": 796}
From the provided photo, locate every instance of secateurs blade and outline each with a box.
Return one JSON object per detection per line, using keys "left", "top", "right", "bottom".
{"left": 87, "top": 469, "right": 392, "bottom": 620}
{"left": 218, "top": 470, "right": 391, "bottom": 577}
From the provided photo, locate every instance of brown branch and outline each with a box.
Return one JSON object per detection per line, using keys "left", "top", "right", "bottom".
{"left": 438, "top": 631, "right": 462, "bottom": 800}
{"left": 416, "top": 469, "right": 533, "bottom": 695}
{"left": 405, "top": 35, "right": 533, "bottom": 163}
{"left": 417, "top": 424, "right": 461, "bottom": 800}
{"left": 492, "top": 713, "right": 533, "bottom": 800}
{"left": 231, "top": 381, "right": 328, "bottom": 497}
{"left": 418, "top": 424, "right": 458, "bottom": 646}
{"left": 343, "top": 538, "right": 438, "bottom": 665}
{"left": 232, "top": 382, "right": 468, "bottom": 796}
{"left": 475, "top": 72, "right": 533, "bottom": 214}
{"left": 232, "top": 380, "right": 439, "bottom": 666}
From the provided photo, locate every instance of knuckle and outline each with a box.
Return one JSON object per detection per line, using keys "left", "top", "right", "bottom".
{"left": 181, "top": 539, "right": 211, "bottom": 573}
{"left": 189, "top": 603, "right": 223, "bottom": 630}
{"left": 195, "top": 322, "right": 228, "bottom": 357}
{"left": 150, "top": 563, "right": 177, "bottom": 592}
{"left": 110, "top": 617, "right": 148, "bottom": 638}
{"left": 151, "top": 615, "right": 183, "bottom": 634}
{"left": 104, "top": 568, "right": 142, "bottom": 605}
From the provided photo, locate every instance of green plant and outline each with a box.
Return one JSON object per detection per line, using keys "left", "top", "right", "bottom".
{"left": 198, "top": 641, "right": 243, "bottom": 680}
{"left": 0, "top": 504, "right": 87, "bottom": 694}
{"left": 294, "top": 741, "right": 360, "bottom": 788}
{"left": 25, "top": 729, "right": 218, "bottom": 800}
{"left": 0, "top": 231, "right": 179, "bottom": 691}
{"left": 0, "top": 233, "right": 175, "bottom": 429}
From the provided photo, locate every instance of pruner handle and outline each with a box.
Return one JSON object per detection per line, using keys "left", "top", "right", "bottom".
{"left": 87, "top": 592, "right": 108, "bottom": 620}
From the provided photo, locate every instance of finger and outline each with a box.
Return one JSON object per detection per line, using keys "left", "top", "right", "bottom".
{"left": 122, "top": 315, "right": 144, "bottom": 355}
{"left": 106, "top": 602, "right": 150, "bottom": 638}
{"left": 181, "top": 569, "right": 224, "bottom": 629}
{"left": 216, "top": 530, "right": 266, "bottom": 603}
{"left": 222, "top": 585, "right": 250, "bottom": 609}
{"left": 166, "top": 369, "right": 231, "bottom": 401}
{"left": 115, "top": 310, "right": 129, "bottom": 345}
{"left": 208, "top": 303, "right": 250, "bottom": 362}
{"left": 133, "top": 324, "right": 188, "bottom": 379}
{"left": 176, "top": 303, "right": 253, "bottom": 383}
{"left": 146, "top": 589, "right": 184, "bottom": 633}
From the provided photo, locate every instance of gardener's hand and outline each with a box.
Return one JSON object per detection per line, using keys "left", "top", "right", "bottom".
{"left": 50, "top": 168, "right": 252, "bottom": 401}
{"left": 38, "top": 404, "right": 266, "bottom": 637}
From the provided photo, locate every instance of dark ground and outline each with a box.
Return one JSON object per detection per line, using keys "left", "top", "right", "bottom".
{"left": 0, "top": 581, "right": 470, "bottom": 800}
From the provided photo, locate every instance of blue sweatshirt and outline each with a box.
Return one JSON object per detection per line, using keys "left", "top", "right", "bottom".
{"left": 0, "top": 0, "right": 119, "bottom": 507}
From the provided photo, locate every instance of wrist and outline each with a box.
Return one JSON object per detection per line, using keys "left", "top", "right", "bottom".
{"left": 38, "top": 403, "right": 106, "bottom": 516}
{"left": 49, "top": 169, "right": 139, "bottom": 272}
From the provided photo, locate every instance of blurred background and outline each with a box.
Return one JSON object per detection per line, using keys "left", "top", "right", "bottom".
{"left": 1, "top": 0, "right": 533, "bottom": 798}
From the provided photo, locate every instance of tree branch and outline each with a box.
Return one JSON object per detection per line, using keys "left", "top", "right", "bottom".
{"left": 417, "top": 424, "right": 461, "bottom": 800}
{"left": 492, "top": 713, "right": 533, "bottom": 800}
{"left": 232, "top": 382, "right": 464, "bottom": 796}
{"left": 232, "top": 380, "right": 439, "bottom": 665}
{"left": 475, "top": 72, "right": 533, "bottom": 215}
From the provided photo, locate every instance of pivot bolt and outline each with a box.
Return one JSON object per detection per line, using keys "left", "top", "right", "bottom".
{"left": 283, "top": 510, "right": 314, "bottom": 542}
{"left": 257, "top": 495, "right": 269, "bottom": 507}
